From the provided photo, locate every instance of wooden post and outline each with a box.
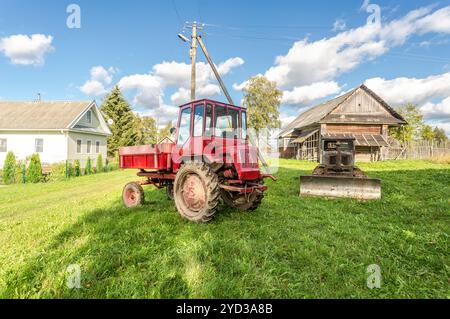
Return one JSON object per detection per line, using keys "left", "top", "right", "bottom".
{"left": 190, "top": 23, "right": 197, "bottom": 101}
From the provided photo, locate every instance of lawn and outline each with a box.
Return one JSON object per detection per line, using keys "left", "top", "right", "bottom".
{"left": 0, "top": 159, "right": 448, "bottom": 298}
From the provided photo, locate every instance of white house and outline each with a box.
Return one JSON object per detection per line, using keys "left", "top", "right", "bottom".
{"left": 0, "top": 100, "right": 112, "bottom": 167}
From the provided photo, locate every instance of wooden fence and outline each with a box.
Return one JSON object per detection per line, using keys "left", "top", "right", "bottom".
{"left": 386, "top": 141, "right": 450, "bottom": 160}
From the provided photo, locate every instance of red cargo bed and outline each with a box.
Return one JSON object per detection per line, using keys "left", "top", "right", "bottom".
{"left": 119, "top": 143, "right": 175, "bottom": 170}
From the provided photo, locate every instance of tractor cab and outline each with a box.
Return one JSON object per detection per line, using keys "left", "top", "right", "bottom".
{"left": 175, "top": 99, "right": 248, "bottom": 147}
{"left": 173, "top": 99, "right": 259, "bottom": 179}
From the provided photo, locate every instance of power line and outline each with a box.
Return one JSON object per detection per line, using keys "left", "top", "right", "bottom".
{"left": 171, "top": 0, "right": 183, "bottom": 28}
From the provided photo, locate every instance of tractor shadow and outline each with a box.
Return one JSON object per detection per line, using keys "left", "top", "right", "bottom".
{"left": 1, "top": 165, "right": 448, "bottom": 298}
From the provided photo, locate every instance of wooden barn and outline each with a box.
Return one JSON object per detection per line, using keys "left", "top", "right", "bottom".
{"left": 278, "top": 84, "right": 407, "bottom": 162}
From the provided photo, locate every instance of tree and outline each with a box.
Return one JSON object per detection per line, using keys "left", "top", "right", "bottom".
{"left": 135, "top": 115, "right": 158, "bottom": 145}
{"left": 433, "top": 127, "right": 449, "bottom": 143}
{"left": 2, "top": 151, "right": 16, "bottom": 184}
{"left": 101, "top": 86, "right": 138, "bottom": 156}
{"left": 158, "top": 121, "right": 173, "bottom": 142}
{"left": 421, "top": 125, "right": 435, "bottom": 142}
{"left": 96, "top": 154, "right": 104, "bottom": 173}
{"left": 242, "top": 75, "right": 282, "bottom": 144}
{"left": 85, "top": 157, "right": 93, "bottom": 175}
{"left": 26, "top": 154, "right": 43, "bottom": 183}
{"left": 74, "top": 160, "right": 81, "bottom": 176}
{"left": 390, "top": 104, "right": 424, "bottom": 143}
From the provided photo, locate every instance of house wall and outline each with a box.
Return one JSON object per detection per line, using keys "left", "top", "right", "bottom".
{"left": 0, "top": 131, "right": 68, "bottom": 167}
{"left": 325, "top": 124, "right": 382, "bottom": 135}
{"left": 67, "top": 131, "right": 107, "bottom": 168}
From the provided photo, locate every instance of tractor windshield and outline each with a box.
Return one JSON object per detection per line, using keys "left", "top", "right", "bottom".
{"left": 215, "top": 106, "right": 239, "bottom": 138}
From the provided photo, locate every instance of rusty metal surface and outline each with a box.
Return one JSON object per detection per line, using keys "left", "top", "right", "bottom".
{"left": 300, "top": 175, "right": 381, "bottom": 200}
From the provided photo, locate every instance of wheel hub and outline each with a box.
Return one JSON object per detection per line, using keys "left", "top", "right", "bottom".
{"left": 182, "top": 174, "right": 206, "bottom": 211}
{"left": 125, "top": 189, "right": 137, "bottom": 206}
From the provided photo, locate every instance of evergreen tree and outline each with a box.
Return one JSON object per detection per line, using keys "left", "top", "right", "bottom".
{"left": 101, "top": 86, "right": 138, "bottom": 156}
{"left": 85, "top": 157, "right": 93, "bottom": 175}
{"left": 2, "top": 151, "right": 16, "bottom": 184}
{"left": 74, "top": 160, "right": 81, "bottom": 176}
{"left": 96, "top": 154, "right": 104, "bottom": 172}
{"left": 26, "top": 154, "right": 43, "bottom": 183}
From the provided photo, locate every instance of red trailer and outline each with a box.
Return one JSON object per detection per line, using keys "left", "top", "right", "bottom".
{"left": 119, "top": 99, "right": 275, "bottom": 223}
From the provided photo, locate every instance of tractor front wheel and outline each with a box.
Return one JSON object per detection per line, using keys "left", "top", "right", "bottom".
{"left": 122, "top": 182, "right": 145, "bottom": 208}
{"left": 174, "top": 162, "right": 220, "bottom": 223}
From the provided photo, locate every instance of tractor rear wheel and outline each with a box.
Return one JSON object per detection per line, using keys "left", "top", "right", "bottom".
{"left": 221, "top": 181, "right": 265, "bottom": 211}
{"left": 122, "top": 182, "right": 145, "bottom": 208}
{"left": 174, "top": 162, "right": 220, "bottom": 223}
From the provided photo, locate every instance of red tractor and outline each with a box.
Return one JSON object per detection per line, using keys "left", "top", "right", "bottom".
{"left": 119, "top": 99, "right": 275, "bottom": 222}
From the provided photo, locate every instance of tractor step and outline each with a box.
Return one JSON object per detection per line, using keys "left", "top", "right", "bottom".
{"left": 300, "top": 175, "right": 381, "bottom": 200}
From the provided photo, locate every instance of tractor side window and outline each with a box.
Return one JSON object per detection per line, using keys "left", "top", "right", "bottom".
{"left": 193, "top": 104, "right": 204, "bottom": 137}
{"left": 205, "top": 104, "right": 213, "bottom": 137}
{"left": 215, "top": 106, "right": 238, "bottom": 138}
{"left": 241, "top": 111, "right": 247, "bottom": 139}
{"left": 177, "top": 107, "right": 191, "bottom": 146}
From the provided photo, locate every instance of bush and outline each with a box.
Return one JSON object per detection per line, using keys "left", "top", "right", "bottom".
{"left": 96, "top": 154, "right": 104, "bottom": 173}
{"left": 2, "top": 151, "right": 16, "bottom": 184}
{"left": 26, "top": 154, "right": 43, "bottom": 183}
{"left": 66, "top": 162, "right": 75, "bottom": 177}
{"left": 85, "top": 157, "right": 93, "bottom": 175}
{"left": 74, "top": 160, "right": 81, "bottom": 177}
{"left": 15, "top": 161, "right": 26, "bottom": 184}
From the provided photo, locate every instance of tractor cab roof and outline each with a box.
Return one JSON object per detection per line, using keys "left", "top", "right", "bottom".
{"left": 178, "top": 99, "right": 245, "bottom": 110}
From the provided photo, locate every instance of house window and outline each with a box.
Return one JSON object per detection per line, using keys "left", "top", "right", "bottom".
{"left": 76, "top": 139, "right": 82, "bottom": 153}
{"left": 86, "top": 140, "right": 92, "bottom": 154}
{"left": 86, "top": 110, "right": 92, "bottom": 124}
{"left": 96, "top": 141, "right": 100, "bottom": 153}
{"left": 35, "top": 138, "right": 44, "bottom": 153}
{"left": 0, "top": 139, "right": 6, "bottom": 152}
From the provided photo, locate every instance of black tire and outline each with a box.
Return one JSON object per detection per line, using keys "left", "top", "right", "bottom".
{"left": 174, "top": 162, "right": 220, "bottom": 223}
{"left": 166, "top": 183, "right": 174, "bottom": 200}
{"left": 221, "top": 182, "right": 264, "bottom": 212}
{"left": 122, "top": 182, "right": 145, "bottom": 208}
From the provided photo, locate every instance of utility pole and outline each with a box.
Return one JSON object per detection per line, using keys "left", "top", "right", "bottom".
{"left": 190, "top": 22, "right": 198, "bottom": 101}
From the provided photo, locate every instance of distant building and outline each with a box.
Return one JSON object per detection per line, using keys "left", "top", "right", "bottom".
{"left": 278, "top": 84, "right": 407, "bottom": 162}
{"left": 0, "top": 101, "right": 111, "bottom": 167}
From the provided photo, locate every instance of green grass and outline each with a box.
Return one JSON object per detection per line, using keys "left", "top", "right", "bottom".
{"left": 0, "top": 159, "right": 448, "bottom": 298}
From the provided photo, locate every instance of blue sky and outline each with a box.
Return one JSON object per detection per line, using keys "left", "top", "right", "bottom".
{"left": 0, "top": 0, "right": 449, "bottom": 133}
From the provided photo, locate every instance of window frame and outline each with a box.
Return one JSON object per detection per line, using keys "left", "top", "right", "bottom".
{"left": 76, "top": 139, "right": 82, "bottom": 154}
{"left": 35, "top": 138, "right": 44, "bottom": 153}
{"left": 95, "top": 141, "right": 100, "bottom": 153}
{"left": 176, "top": 106, "right": 192, "bottom": 147}
{"left": 0, "top": 138, "right": 7, "bottom": 152}
{"left": 193, "top": 103, "right": 205, "bottom": 137}
{"left": 86, "top": 140, "right": 92, "bottom": 154}
{"left": 86, "top": 110, "right": 92, "bottom": 124}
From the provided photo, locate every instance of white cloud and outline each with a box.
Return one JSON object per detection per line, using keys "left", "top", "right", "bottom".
{"left": 0, "top": 34, "right": 54, "bottom": 66}
{"left": 80, "top": 66, "right": 117, "bottom": 97}
{"left": 364, "top": 72, "right": 450, "bottom": 106}
{"left": 282, "top": 81, "right": 342, "bottom": 105}
{"left": 117, "top": 57, "right": 244, "bottom": 112}
{"left": 263, "top": 5, "right": 450, "bottom": 90}
{"left": 421, "top": 97, "right": 450, "bottom": 121}
{"left": 333, "top": 19, "right": 347, "bottom": 32}
{"left": 80, "top": 80, "right": 108, "bottom": 97}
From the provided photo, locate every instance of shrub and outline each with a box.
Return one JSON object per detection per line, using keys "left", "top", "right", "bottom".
{"left": 85, "top": 157, "right": 93, "bottom": 175}
{"left": 66, "top": 162, "right": 75, "bottom": 177}
{"left": 15, "top": 161, "right": 26, "bottom": 184}
{"left": 26, "top": 154, "right": 43, "bottom": 183}
{"left": 74, "top": 160, "right": 81, "bottom": 176}
{"left": 2, "top": 151, "right": 16, "bottom": 184}
{"left": 96, "top": 154, "right": 104, "bottom": 173}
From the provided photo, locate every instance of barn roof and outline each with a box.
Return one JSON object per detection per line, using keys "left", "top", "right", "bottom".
{"left": 0, "top": 100, "right": 96, "bottom": 130}
{"left": 279, "top": 84, "right": 406, "bottom": 137}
